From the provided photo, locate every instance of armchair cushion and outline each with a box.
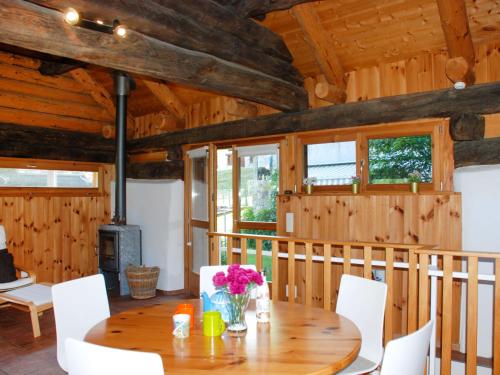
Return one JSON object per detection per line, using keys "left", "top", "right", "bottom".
{"left": 0, "top": 249, "right": 17, "bottom": 283}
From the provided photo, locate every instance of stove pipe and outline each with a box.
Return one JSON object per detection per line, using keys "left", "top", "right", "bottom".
{"left": 113, "top": 71, "right": 133, "bottom": 225}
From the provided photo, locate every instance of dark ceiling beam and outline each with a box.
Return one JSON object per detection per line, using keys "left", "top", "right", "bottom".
{"left": 38, "top": 60, "right": 86, "bottom": 76}
{"left": 214, "top": 0, "right": 321, "bottom": 19}
{"left": 127, "top": 161, "right": 184, "bottom": 180}
{"left": 454, "top": 137, "right": 500, "bottom": 168}
{"left": 0, "top": 0, "right": 307, "bottom": 112}
{"left": 26, "top": 0, "right": 302, "bottom": 85}
{"left": 128, "top": 81, "right": 500, "bottom": 152}
{"left": 0, "top": 122, "right": 114, "bottom": 163}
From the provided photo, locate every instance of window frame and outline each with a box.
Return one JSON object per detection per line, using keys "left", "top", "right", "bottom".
{"left": 0, "top": 158, "right": 105, "bottom": 196}
{"left": 297, "top": 120, "right": 449, "bottom": 194}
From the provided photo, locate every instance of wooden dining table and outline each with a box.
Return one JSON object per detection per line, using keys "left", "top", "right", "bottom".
{"left": 85, "top": 299, "right": 361, "bottom": 374}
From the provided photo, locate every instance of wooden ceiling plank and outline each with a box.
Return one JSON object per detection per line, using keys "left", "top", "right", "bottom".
{"left": 25, "top": 0, "right": 302, "bottom": 84}
{"left": 292, "top": 4, "right": 346, "bottom": 103}
{"left": 143, "top": 80, "right": 186, "bottom": 121}
{"left": 0, "top": 0, "right": 307, "bottom": 112}
{"left": 214, "top": 0, "right": 321, "bottom": 19}
{"left": 128, "top": 81, "right": 500, "bottom": 151}
{"left": 430, "top": 0, "right": 475, "bottom": 85}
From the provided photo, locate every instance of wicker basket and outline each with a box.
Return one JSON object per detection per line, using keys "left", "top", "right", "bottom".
{"left": 125, "top": 266, "right": 160, "bottom": 299}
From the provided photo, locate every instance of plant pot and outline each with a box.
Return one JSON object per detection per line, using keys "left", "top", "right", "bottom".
{"left": 305, "top": 184, "right": 313, "bottom": 194}
{"left": 410, "top": 182, "right": 419, "bottom": 193}
{"left": 352, "top": 183, "right": 360, "bottom": 194}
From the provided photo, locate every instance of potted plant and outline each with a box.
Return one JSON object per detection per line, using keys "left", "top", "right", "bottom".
{"left": 212, "top": 264, "right": 263, "bottom": 336}
{"left": 408, "top": 171, "right": 422, "bottom": 193}
{"left": 351, "top": 176, "right": 361, "bottom": 194}
{"left": 303, "top": 177, "right": 317, "bottom": 194}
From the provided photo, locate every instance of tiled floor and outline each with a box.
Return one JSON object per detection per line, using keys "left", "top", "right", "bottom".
{"left": 0, "top": 293, "right": 189, "bottom": 375}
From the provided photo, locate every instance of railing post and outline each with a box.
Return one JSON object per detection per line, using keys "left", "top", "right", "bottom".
{"left": 441, "top": 255, "right": 453, "bottom": 375}
{"left": 323, "top": 244, "right": 332, "bottom": 311}
{"left": 256, "top": 239, "right": 263, "bottom": 271}
{"left": 466, "top": 257, "right": 478, "bottom": 375}
{"left": 429, "top": 254, "right": 438, "bottom": 375}
{"left": 288, "top": 241, "right": 295, "bottom": 304}
{"left": 227, "top": 236, "right": 233, "bottom": 265}
{"left": 363, "top": 246, "right": 372, "bottom": 279}
{"left": 408, "top": 249, "right": 418, "bottom": 333}
{"left": 384, "top": 247, "right": 394, "bottom": 345}
{"left": 305, "top": 242, "right": 313, "bottom": 306}
{"left": 241, "top": 238, "right": 248, "bottom": 265}
{"left": 494, "top": 259, "right": 500, "bottom": 374}
{"left": 271, "top": 240, "right": 279, "bottom": 302}
{"left": 343, "top": 245, "right": 351, "bottom": 275}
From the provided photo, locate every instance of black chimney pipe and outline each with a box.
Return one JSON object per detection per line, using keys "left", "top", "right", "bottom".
{"left": 113, "top": 71, "right": 133, "bottom": 225}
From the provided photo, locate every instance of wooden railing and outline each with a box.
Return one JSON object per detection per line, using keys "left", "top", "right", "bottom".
{"left": 208, "top": 232, "right": 500, "bottom": 375}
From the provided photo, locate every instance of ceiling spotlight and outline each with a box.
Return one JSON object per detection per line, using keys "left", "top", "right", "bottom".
{"left": 454, "top": 81, "right": 466, "bottom": 90}
{"left": 114, "top": 24, "right": 127, "bottom": 38}
{"left": 63, "top": 8, "right": 80, "bottom": 25}
{"left": 96, "top": 19, "right": 104, "bottom": 25}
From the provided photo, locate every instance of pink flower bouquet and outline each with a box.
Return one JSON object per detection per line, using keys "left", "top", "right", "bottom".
{"left": 213, "top": 264, "right": 263, "bottom": 295}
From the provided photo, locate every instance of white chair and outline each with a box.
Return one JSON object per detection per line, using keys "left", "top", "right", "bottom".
{"left": 200, "top": 264, "right": 257, "bottom": 297}
{"left": 336, "top": 274, "right": 387, "bottom": 375}
{"left": 52, "top": 274, "right": 110, "bottom": 372}
{"left": 65, "top": 338, "right": 164, "bottom": 375}
{"left": 379, "top": 320, "right": 433, "bottom": 375}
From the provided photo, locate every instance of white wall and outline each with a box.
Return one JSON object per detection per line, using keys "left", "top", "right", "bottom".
{"left": 452, "top": 165, "right": 500, "bottom": 375}
{"left": 113, "top": 179, "right": 184, "bottom": 291}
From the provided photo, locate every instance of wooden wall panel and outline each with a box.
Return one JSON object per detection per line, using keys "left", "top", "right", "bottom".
{"left": 0, "top": 165, "right": 112, "bottom": 283}
{"left": 277, "top": 193, "right": 461, "bottom": 246}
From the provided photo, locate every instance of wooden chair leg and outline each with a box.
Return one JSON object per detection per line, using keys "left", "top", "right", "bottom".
{"left": 29, "top": 305, "right": 41, "bottom": 338}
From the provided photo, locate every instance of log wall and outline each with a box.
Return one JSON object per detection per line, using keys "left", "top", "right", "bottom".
{"left": 0, "top": 165, "right": 113, "bottom": 283}
{"left": 0, "top": 52, "right": 113, "bottom": 134}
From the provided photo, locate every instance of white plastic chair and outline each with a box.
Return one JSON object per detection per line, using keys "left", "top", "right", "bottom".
{"left": 52, "top": 274, "right": 110, "bottom": 372}
{"left": 200, "top": 264, "right": 257, "bottom": 297}
{"left": 336, "top": 274, "right": 388, "bottom": 375}
{"left": 65, "top": 338, "right": 164, "bottom": 375}
{"left": 379, "top": 320, "right": 434, "bottom": 375}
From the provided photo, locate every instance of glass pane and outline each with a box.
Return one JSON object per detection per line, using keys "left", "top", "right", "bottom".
{"left": 368, "top": 135, "right": 432, "bottom": 184}
{"left": 191, "top": 157, "right": 208, "bottom": 221}
{"left": 192, "top": 227, "right": 209, "bottom": 274}
{"left": 240, "top": 229, "right": 275, "bottom": 282}
{"left": 305, "top": 141, "right": 356, "bottom": 185}
{"left": 217, "top": 149, "right": 232, "bottom": 233}
{"left": 239, "top": 153, "right": 278, "bottom": 223}
{"left": 0, "top": 168, "right": 97, "bottom": 188}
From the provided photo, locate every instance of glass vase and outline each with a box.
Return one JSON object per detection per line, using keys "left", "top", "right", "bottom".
{"left": 225, "top": 291, "right": 251, "bottom": 336}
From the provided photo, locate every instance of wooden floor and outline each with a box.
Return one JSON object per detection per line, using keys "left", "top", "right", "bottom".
{"left": 0, "top": 293, "right": 190, "bottom": 375}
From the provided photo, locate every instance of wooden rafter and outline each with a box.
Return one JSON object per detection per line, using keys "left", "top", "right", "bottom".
{"left": 128, "top": 82, "right": 500, "bottom": 151}
{"left": 26, "top": 0, "right": 301, "bottom": 84}
{"left": 292, "top": 4, "right": 346, "bottom": 104}
{"left": 0, "top": 122, "right": 114, "bottom": 163}
{"left": 1, "top": 0, "right": 307, "bottom": 112}
{"left": 213, "top": 0, "right": 321, "bottom": 19}
{"left": 143, "top": 80, "right": 186, "bottom": 122}
{"left": 454, "top": 137, "right": 500, "bottom": 167}
{"left": 436, "top": 0, "right": 476, "bottom": 85}
{"left": 69, "top": 68, "right": 135, "bottom": 136}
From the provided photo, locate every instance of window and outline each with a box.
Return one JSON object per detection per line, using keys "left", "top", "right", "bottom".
{"left": 305, "top": 141, "right": 356, "bottom": 186}
{"left": 368, "top": 135, "right": 432, "bottom": 184}
{"left": 237, "top": 144, "right": 279, "bottom": 224}
{"left": 0, "top": 159, "right": 101, "bottom": 192}
{"left": 0, "top": 168, "right": 97, "bottom": 188}
{"left": 297, "top": 120, "right": 447, "bottom": 193}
